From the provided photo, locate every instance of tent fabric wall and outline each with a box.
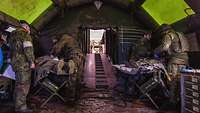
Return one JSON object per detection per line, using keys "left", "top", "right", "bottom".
{"left": 0, "top": 0, "right": 196, "bottom": 26}
{"left": 0, "top": 0, "right": 52, "bottom": 24}
{"left": 142, "top": 0, "right": 195, "bottom": 25}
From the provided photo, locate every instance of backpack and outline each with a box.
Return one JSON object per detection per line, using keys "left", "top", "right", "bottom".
{"left": 176, "top": 32, "right": 189, "bottom": 52}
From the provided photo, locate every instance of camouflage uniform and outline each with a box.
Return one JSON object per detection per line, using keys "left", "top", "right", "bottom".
{"left": 52, "top": 34, "right": 84, "bottom": 99}
{"left": 9, "top": 28, "right": 35, "bottom": 111}
{"left": 35, "top": 56, "right": 69, "bottom": 82}
{"left": 52, "top": 34, "right": 84, "bottom": 75}
{"left": 155, "top": 25, "right": 189, "bottom": 104}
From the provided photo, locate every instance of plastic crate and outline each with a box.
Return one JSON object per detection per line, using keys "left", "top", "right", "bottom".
{"left": 181, "top": 70, "right": 200, "bottom": 113}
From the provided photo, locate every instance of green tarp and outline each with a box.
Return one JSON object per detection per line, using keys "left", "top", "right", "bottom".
{"left": 142, "top": 0, "right": 195, "bottom": 25}
{"left": 0, "top": 0, "right": 195, "bottom": 25}
{"left": 0, "top": 0, "right": 52, "bottom": 24}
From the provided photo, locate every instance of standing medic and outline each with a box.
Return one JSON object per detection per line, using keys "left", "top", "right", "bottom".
{"left": 51, "top": 34, "right": 84, "bottom": 99}
{"left": 52, "top": 34, "right": 84, "bottom": 75}
{"left": 9, "top": 20, "right": 35, "bottom": 113}
{"left": 154, "top": 24, "right": 189, "bottom": 105}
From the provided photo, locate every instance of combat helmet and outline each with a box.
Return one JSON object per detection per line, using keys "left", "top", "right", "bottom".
{"left": 155, "top": 24, "right": 173, "bottom": 34}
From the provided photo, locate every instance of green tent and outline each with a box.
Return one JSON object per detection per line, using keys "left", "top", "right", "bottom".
{"left": 142, "top": 0, "right": 195, "bottom": 25}
{"left": 0, "top": 0, "right": 195, "bottom": 25}
{"left": 0, "top": 0, "right": 52, "bottom": 24}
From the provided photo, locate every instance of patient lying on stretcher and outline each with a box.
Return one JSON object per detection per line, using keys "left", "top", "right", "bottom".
{"left": 113, "top": 58, "right": 171, "bottom": 81}
{"left": 35, "top": 55, "right": 76, "bottom": 82}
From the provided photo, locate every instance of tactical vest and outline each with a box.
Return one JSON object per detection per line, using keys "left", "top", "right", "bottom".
{"left": 168, "top": 32, "right": 189, "bottom": 53}
{"left": 176, "top": 32, "right": 189, "bottom": 52}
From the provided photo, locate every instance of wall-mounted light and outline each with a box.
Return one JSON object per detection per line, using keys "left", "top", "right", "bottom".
{"left": 94, "top": 0, "right": 103, "bottom": 10}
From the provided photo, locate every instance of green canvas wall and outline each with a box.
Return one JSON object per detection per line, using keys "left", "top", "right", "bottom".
{"left": 0, "top": 0, "right": 52, "bottom": 24}
{"left": 0, "top": 0, "right": 195, "bottom": 25}
{"left": 142, "top": 0, "right": 195, "bottom": 25}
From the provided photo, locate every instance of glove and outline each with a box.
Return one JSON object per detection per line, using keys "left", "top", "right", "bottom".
{"left": 57, "top": 59, "right": 65, "bottom": 75}
{"left": 30, "top": 62, "right": 35, "bottom": 69}
{"left": 67, "top": 60, "right": 76, "bottom": 75}
{"left": 154, "top": 52, "right": 161, "bottom": 60}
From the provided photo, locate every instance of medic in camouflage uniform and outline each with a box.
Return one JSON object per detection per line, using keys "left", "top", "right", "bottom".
{"left": 51, "top": 34, "right": 84, "bottom": 99}
{"left": 52, "top": 34, "right": 84, "bottom": 75}
{"left": 9, "top": 20, "right": 35, "bottom": 113}
{"left": 154, "top": 24, "right": 189, "bottom": 105}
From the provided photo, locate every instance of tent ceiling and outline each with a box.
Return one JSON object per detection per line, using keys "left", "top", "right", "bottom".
{"left": 54, "top": 0, "right": 134, "bottom": 6}
{"left": 142, "top": 0, "right": 195, "bottom": 25}
{"left": 0, "top": 0, "right": 196, "bottom": 26}
{"left": 0, "top": 0, "right": 52, "bottom": 24}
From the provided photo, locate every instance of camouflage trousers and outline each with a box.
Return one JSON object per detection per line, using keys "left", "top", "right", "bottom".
{"left": 14, "top": 70, "right": 31, "bottom": 111}
{"left": 168, "top": 63, "right": 185, "bottom": 104}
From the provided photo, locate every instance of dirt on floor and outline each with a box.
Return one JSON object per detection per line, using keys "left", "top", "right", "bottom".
{"left": 0, "top": 92, "right": 178, "bottom": 113}
{"left": 31, "top": 97, "right": 177, "bottom": 113}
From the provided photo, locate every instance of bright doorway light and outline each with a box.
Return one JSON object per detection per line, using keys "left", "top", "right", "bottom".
{"left": 90, "top": 29, "right": 105, "bottom": 53}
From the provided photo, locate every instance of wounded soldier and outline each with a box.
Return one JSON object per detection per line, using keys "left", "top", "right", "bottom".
{"left": 114, "top": 58, "right": 171, "bottom": 81}
{"left": 113, "top": 58, "right": 171, "bottom": 101}
{"left": 34, "top": 55, "right": 75, "bottom": 83}
{"left": 33, "top": 34, "right": 84, "bottom": 100}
